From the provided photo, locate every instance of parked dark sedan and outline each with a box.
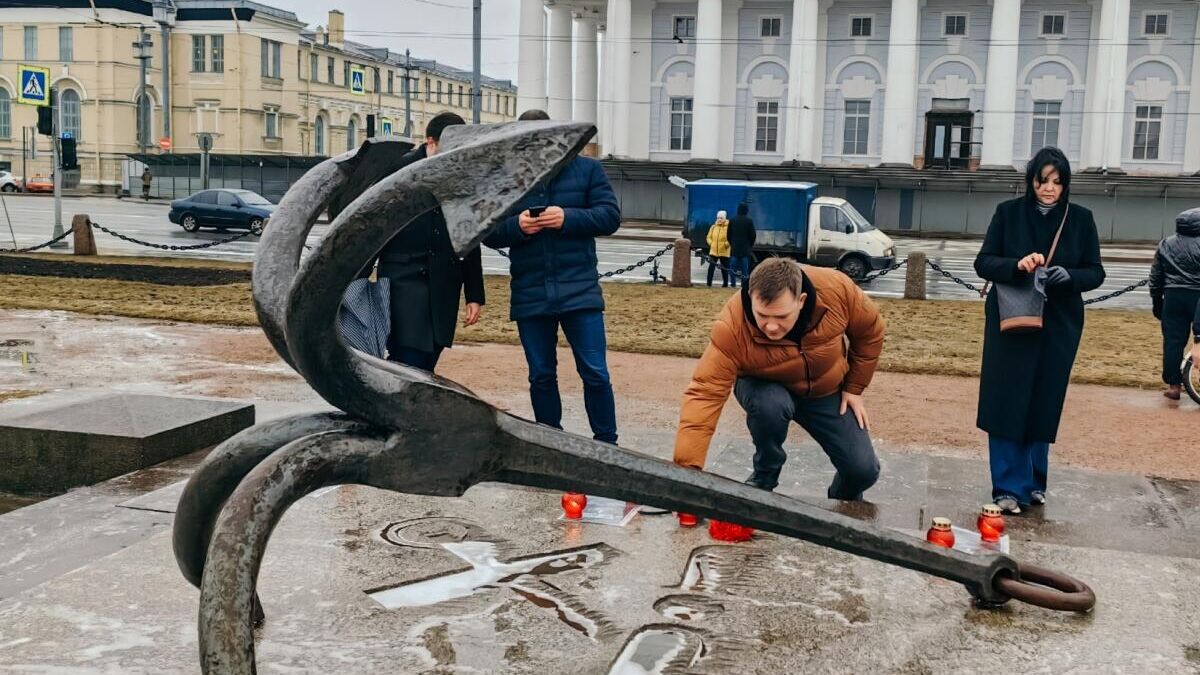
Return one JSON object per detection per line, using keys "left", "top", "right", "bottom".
{"left": 168, "top": 189, "right": 275, "bottom": 235}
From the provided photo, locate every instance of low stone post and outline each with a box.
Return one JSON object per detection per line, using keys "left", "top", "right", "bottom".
{"left": 903, "top": 251, "right": 926, "bottom": 300}
{"left": 671, "top": 238, "right": 692, "bottom": 288}
{"left": 72, "top": 214, "right": 96, "bottom": 256}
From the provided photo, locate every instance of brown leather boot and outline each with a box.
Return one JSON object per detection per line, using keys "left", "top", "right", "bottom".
{"left": 1164, "top": 384, "right": 1182, "bottom": 401}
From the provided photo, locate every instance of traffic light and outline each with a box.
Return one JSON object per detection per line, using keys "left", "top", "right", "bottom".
{"left": 60, "top": 137, "right": 78, "bottom": 171}
{"left": 37, "top": 106, "right": 52, "bottom": 136}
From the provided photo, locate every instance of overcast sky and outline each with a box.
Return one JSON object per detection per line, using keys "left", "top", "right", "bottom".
{"left": 280, "top": 0, "right": 522, "bottom": 83}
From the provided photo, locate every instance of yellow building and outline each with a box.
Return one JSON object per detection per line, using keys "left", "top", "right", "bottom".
{"left": 0, "top": 2, "right": 517, "bottom": 193}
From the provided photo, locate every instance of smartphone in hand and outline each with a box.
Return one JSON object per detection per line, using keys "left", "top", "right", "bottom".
{"left": 527, "top": 206, "right": 547, "bottom": 218}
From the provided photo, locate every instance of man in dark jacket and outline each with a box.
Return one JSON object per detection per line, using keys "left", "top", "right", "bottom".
{"left": 484, "top": 109, "right": 621, "bottom": 444}
{"left": 1150, "top": 207, "right": 1200, "bottom": 399}
{"left": 376, "top": 112, "right": 484, "bottom": 372}
{"left": 727, "top": 202, "right": 756, "bottom": 287}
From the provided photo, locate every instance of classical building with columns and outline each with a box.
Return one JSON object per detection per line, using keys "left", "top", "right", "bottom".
{"left": 519, "top": 0, "right": 1200, "bottom": 176}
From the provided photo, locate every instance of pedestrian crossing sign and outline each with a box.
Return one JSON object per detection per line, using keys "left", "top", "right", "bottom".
{"left": 349, "top": 65, "right": 366, "bottom": 96}
{"left": 381, "top": 118, "right": 392, "bottom": 135}
{"left": 18, "top": 65, "right": 50, "bottom": 106}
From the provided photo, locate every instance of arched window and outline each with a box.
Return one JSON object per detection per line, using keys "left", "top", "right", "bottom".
{"left": 0, "top": 89, "right": 10, "bottom": 139}
{"left": 60, "top": 88, "right": 81, "bottom": 140}
{"left": 136, "top": 93, "right": 152, "bottom": 148}
{"left": 346, "top": 117, "right": 357, "bottom": 151}
{"left": 315, "top": 115, "right": 326, "bottom": 155}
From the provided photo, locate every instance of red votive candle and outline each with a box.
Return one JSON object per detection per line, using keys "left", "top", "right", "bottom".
{"left": 677, "top": 512, "right": 699, "bottom": 528}
{"left": 561, "top": 492, "right": 587, "bottom": 520}
{"left": 926, "top": 517, "right": 955, "bottom": 548}
{"left": 977, "top": 504, "right": 1006, "bottom": 543}
{"left": 708, "top": 519, "right": 754, "bottom": 542}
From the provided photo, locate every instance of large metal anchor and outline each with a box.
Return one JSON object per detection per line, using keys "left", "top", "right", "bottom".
{"left": 173, "top": 121, "right": 1095, "bottom": 674}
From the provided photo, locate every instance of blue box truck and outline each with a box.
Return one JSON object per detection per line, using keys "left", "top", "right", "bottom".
{"left": 679, "top": 178, "right": 896, "bottom": 280}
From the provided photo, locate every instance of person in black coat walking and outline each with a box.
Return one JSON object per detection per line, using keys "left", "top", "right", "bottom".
{"left": 974, "top": 147, "right": 1106, "bottom": 514}
{"left": 727, "top": 202, "right": 756, "bottom": 287}
{"left": 1149, "top": 207, "right": 1200, "bottom": 400}
{"left": 375, "top": 112, "right": 485, "bottom": 372}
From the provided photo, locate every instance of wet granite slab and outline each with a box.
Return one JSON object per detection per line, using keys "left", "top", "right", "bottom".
{"left": 0, "top": 451, "right": 1197, "bottom": 673}
{"left": 0, "top": 393, "right": 254, "bottom": 494}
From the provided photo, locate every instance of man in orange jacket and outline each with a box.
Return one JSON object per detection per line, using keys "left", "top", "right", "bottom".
{"left": 674, "top": 257, "right": 885, "bottom": 500}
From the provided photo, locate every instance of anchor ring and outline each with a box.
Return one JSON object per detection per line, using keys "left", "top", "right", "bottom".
{"left": 993, "top": 562, "right": 1096, "bottom": 612}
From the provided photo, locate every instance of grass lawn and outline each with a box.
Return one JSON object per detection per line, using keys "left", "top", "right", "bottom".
{"left": 0, "top": 260, "right": 1163, "bottom": 389}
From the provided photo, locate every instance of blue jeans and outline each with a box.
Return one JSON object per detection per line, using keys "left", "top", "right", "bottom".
{"left": 729, "top": 256, "right": 752, "bottom": 287}
{"left": 988, "top": 435, "right": 1049, "bottom": 503}
{"left": 516, "top": 310, "right": 618, "bottom": 444}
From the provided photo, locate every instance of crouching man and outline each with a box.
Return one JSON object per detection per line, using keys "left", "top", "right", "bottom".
{"left": 673, "top": 257, "right": 885, "bottom": 500}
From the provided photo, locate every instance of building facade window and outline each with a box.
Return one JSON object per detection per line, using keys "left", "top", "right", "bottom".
{"left": 343, "top": 61, "right": 351, "bottom": 87}
{"left": 1030, "top": 101, "right": 1061, "bottom": 153}
{"left": 0, "top": 89, "right": 10, "bottom": 139}
{"left": 425, "top": 77, "right": 432, "bottom": 102}
{"left": 851, "top": 16, "right": 873, "bottom": 37}
{"left": 1144, "top": 13, "right": 1169, "bottom": 36}
{"left": 347, "top": 117, "right": 357, "bottom": 150}
{"left": 458, "top": 85, "right": 464, "bottom": 107}
{"left": 669, "top": 97, "right": 693, "bottom": 150}
{"left": 59, "top": 26, "right": 72, "bottom": 62}
{"left": 136, "top": 93, "right": 152, "bottom": 147}
{"left": 262, "top": 39, "right": 282, "bottom": 79}
{"left": 373, "top": 68, "right": 380, "bottom": 92}
{"left": 1041, "top": 13, "right": 1066, "bottom": 35}
{"left": 310, "top": 53, "right": 319, "bottom": 81}
{"left": 327, "top": 56, "right": 335, "bottom": 83}
{"left": 315, "top": 116, "right": 326, "bottom": 154}
{"left": 843, "top": 100, "right": 870, "bottom": 155}
{"left": 24, "top": 26, "right": 36, "bottom": 60}
{"left": 437, "top": 81, "right": 443, "bottom": 103}
{"left": 264, "top": 107, "right": 279, "bottom": 139}
{"left": 673, "top": 16, "right": 696, "bottom": 39}
{"left": 944, "top": 15, "right": 967, "bottom": 36}
{"left": 754, "top": 101, "right": 779, "bottom": 152}
{"left": 60, "top": 89, "right": 81, "bottom": 140}
{"left": 387, "top": 70, "right": 394, "bottom": 94}
{"left": 211, "top": 35, "right": 224, "bottom": 73}
{"left": 1133, "top": 104, "right": 1163, "bottom": 159}
{"left": 761, "top": 17, "right": 781, "bottom": 37}
{"left": 193, "top": 35, "right": 206, "bottom": 72}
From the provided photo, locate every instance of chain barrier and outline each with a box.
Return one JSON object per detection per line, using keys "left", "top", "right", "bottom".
{"left": 925, "top": 260, "right": 988, "bottom": 297}
{"left": 860, "top": 259, "right": 907, "bottom": 283}
{"left": 693, "top": 247, "right": 749, "bottom": 283}
{"left": 0, "top": 228, "right": 74, "bottom": 254}
{"left": 1083, "top": 278, "right": 1150, "bottom": 305}
{"left": 924, "top": 259, "right": 1149, "bottom": 306}
{"left": 88, "top": 221, "right": 256, "bottom": 251}
{"left": 488, "top": 243, "right": 674, "bottom": 283}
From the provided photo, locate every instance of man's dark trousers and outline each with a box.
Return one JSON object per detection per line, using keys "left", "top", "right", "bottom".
{"left": 734, "top": 377, "right": 879, "bottom": 500}
{"left": 1162, "top": 288, "right": 1200, "bottom": 385}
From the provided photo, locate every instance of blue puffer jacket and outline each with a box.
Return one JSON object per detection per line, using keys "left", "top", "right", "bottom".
{"left": 484, "top": 156, "right": 621, "bottom": 320}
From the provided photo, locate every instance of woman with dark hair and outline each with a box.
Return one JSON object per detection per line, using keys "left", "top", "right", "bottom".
{"left": 973, "top": 147, "right": 1106, "bottom": 514}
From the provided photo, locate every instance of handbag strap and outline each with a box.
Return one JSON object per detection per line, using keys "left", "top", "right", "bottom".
{"left": 979, "top": 202, "right": 1069, "bottom": 298}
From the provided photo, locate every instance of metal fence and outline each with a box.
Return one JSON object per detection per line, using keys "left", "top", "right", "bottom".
{"left": 124, "top": 154, "right": 329, "bottom": 204}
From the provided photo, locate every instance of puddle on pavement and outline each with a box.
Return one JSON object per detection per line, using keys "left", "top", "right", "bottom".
{"left": 368, "top": 541, "right": 618, "bottom": 638}
{"left": 652, "top": 594, "right": 726, "bottom": 622}
{"left": 607, "top": 624, "right": 705, "bottom": 675}
{"left": 381, "top": 517, "right": 495, "bottom": 549}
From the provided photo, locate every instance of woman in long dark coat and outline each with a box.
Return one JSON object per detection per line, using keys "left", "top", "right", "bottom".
{"left": 974, "top": 147, "right": 1106, "bottom": 514}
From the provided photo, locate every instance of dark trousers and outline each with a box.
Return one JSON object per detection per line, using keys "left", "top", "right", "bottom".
{"left": 707, "top": 257, "right": 731, "bottom": 287}
{"left": 988, "top": 435, "right": 1049, "bottom": 503}
{"left": 734, "top": 378, "right": 880, "bottom": 500}
{"left": 729, "top": 256, "right": 752, "bottom": 287}
{"left": 388, "top": 346, "right": 444, "bottom": 372}
{"left": 516, "top": 310, "right": 618, "bottom": 444}
{"left": 1161, "top": 288, "right": 1200, "bottom": 385}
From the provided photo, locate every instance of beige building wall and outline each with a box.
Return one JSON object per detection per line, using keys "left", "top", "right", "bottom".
{"left": 0, "top": 6, "right": 516, "bottom": 193}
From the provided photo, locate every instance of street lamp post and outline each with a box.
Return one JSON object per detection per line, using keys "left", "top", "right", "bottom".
{"left": 471, "top": 0, "right": 482, "bottom": 124}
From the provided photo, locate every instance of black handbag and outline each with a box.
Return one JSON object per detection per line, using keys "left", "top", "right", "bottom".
{"left": 991, "top": 205, "right": 1068, "bottom": 334}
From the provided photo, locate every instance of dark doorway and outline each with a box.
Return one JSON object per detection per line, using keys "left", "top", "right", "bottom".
{"left": 923, "top": 111, "right": 974, "bottom": 169}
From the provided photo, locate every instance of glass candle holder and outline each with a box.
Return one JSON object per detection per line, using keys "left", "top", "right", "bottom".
{"left": 561, "top": 492, "right": 587, "bottom": 520}
{"left": 926, "top": 517, "right": 955, "bottom": 548}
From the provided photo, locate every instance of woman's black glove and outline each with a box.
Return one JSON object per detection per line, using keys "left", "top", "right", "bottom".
{"left": 1044, "top": 265, "right": 1072, "bottom": 288}
{"left": 1152, "top": 292, "right": 1164, "bottom": 320}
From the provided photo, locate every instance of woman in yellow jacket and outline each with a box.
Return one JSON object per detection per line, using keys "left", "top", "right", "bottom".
{"left": 706, "top": 210, "right": 733, "bottom": 287}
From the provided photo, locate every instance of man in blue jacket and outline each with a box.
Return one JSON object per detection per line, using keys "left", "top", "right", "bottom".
{"left": 484, "top": 109, "right": 622, "bottom": 444}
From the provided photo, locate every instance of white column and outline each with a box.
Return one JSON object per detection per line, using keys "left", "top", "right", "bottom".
{"left": 1101, "top": 0, "right": 1131, "bottom": 170}
{"left": 607, "top": 0, "right": 633, "bottom": 157}
{"left": 546, "top": 4, "right": 574, "bottom": 120}
{"left": 628, "top": 0, "right": 654, "bottom": 159}
{"left": 980, "top": 0, "right": 1022, "bottom": 169}
{"left": 785, "top": 0, "right": 820, "bottom": 163}
{"left": 880, "top": 0, "right": 920, "bottom": 165}
{"left": 717, "top": 0, "right": 741, "bottom": 161}
{"left": 596, "top": 26, "right": 609, "bottom": 146}
{"left": 517, "top": 0, "right": 547, "bottom": 114}
{"left": 691, "top": 0, "right": 724, "bottom": 160}
{"left": 1184, "top": 10, "right": 1200, "bottom": 172}
{"left": 574, "top": 16, "right": 599, "bottom": 124}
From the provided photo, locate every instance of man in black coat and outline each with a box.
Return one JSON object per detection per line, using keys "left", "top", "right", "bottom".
{"left": 727, "top": 202, "right": 756, "bottom": 287}
{"left": 376, "top": 112, "right": 485, "bottom": 372}
{"left": 1149, "top": 207, "right": 1200, "bottom": 400}
{"left": 974, "top": 147, "right": 1105, "bottom": 514}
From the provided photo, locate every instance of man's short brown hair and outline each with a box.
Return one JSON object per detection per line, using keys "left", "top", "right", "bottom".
{"left": 748, "top": 257, "right": 804, "bottom": 303}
